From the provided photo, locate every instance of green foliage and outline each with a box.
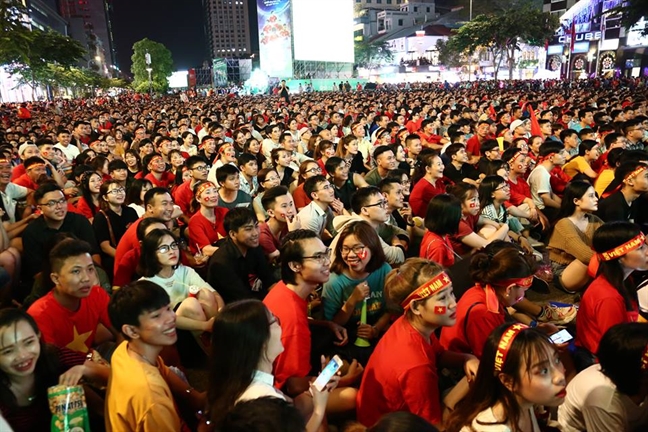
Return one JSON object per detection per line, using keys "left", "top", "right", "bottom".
{"left": 605, "top": 0, "right": 648, "bottom": 36}
{"left": 131, "top": 38, "right": 174, "bottom": 94}
{"left": 435, "top": 39, "right": 467, "bottom": 68}
{"left": 445, "top": 0, "right": 558, "bottom": 79}
{"left": 354, "top": 39, "right": 394, "bottom": 68}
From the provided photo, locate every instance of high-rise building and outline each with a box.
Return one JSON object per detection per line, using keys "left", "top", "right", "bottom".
{"left": 57, "top": 0, "right": 115, "bottom": 75}
{"left": 204, "top": 0, "right": 252, "bottom": 58}
{"left": 27, "top": 0, "right": 68, "bottom": 35}
{"left": 542, "top": 0, "right": 580, "bottom": 17}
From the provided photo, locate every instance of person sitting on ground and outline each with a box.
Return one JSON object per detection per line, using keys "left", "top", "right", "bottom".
{"left": 409, "top": 152, "right": 450, "bottom": 218}
{"left": 598, "top": 161, "right": 648, "bottom": 223}
{"left": 297, "top": 175, "right": 344, "bottom": 241}
{"left": 204, "top": 299, "right": 337, "bottom": 432}
{"left": 357, "top": 258, "right": 479, "bottom": 428}
{"left": 138, "top": 228, "right": 224, "bottom": 332}
{"left": 559, "top": 322, "right": 648, "bottom": 432}
{"left": 207, "top": 208, "right": 277, "bottom": 304}
{"left": 258, "top": 185, "right": 300, "bottom": 264}
{"left": 27, "top": 238, "right": 116, "bottom": 354}
{"left": 187, "top": 180, "right": 228, "bottom": 259}
{"left": 106, "top": 280, "right": 206, "bottom": 431}
{"left": 445, "top": 322, "right": 566, "bottom": 431}
{"left": 215, "top": 164, "right": 252, "bottom": 210}
{"left": 420, "top": 194, "right": 462, "bottom": 268}
{"left": 548, "top": 181, "right": 604, "bottom": 293}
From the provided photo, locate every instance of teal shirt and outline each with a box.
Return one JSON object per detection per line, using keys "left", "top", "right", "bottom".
{"left": 322, "top": 262, "right": 391, "bottom": 326}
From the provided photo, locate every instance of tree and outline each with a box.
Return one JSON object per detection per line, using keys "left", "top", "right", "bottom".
{"left": 354, "top": 39, "right": 394, "bottom": 69}
{"left": 447, "top": 0, "right": 558, "bottom": 80}
{"left": 131, "top": 38, "right": 174, "bottom": 94}
{"left": 436, "top": 38, "right": 468, "bottom": 69}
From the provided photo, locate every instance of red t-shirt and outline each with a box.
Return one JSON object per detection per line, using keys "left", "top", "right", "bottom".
{"left": 114, "top": 218, "right": 142, "bottom": 276}
{"left": 259, "top": 222, "right": 287, "bottom": 257}
{"left": 419, "top": 231, "right": 454, "bottom": 267}
{"left": 145, "top": 171, "right": 176, "bottom": 189}
{"left": 13, "top": 173, "right": 37, "bottom": 190}
{"left": 507, "top": 176, "right": 532, "bottom": 206}
{"left": 114, "top": 248, "right": 140, "bottom": 288}
{"left": 550, "top": 166, "right": 570, "bottom": 196}
{"left": 27, "top": 287, "right": 112, "bottom": 354}
{"left": 293, "top": 184, "right": 312, "bottom": 210}
{"left": 465, "top": 135, "right": 483, "bottom": 156}
{"left": 409, "top": 178, "right": 448, "bottom": 218}
{"left": 187, "top": 208, "right": 228, "bottom": 254}
{"left": 575, "top": 275, "right": 637, "bottom": 355}
{"left": 357, "top": 316, "right": 445, "bottom": 426}
{"left": 172, "top": 181, "right": 196, "bottom": 217}
{"left": 450, "top": 214, "right": 478, "bottom": 256}
{"left": 418, "top": 132, "right": 443, "bottom": 147}
{"left": 74, "top": 197, "right": 98, "bottom": 219}
{"left": 263, "top": 281, "right": 311, "bottom": 389}
{"left": 440, "top": 285, "right": 506, "bottom": 359}
{"left": 10, "top": 164, "right": 25, "bottom": 181}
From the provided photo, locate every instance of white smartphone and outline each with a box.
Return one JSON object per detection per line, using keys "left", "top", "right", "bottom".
{"left": 549, "top": 329, "right": 573, "bottom": 344}
{"left": 313, "top": 355, "right": 343, "bottom": 392}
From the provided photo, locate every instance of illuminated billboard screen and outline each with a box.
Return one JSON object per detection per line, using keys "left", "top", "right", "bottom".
{"left": 292, "top": 0, "right": 354, "bottom": 63}
{"left": 257, "top": 0, "right": 293, "bottom": 78}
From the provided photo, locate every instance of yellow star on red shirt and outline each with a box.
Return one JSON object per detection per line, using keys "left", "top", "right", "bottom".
{"left": 65, "top": 325, "right": 92, "bottom": 353}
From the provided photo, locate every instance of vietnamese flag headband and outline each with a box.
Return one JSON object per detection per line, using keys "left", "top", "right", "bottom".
{"left": 196, "top": 181, "right": 216, "bottom": 198}
{"left": 598, "top": 232, "right": 645, "bottom": 261}
{"left": 492, "top": 275, "right": 534, "bottom": 289}
{"left": 401, "top": 271, "right": 452, "bottom": 311}
{"left": 625, "top": 165, "right": 648, "bottom": 182}
{"left": 494, "top": 323, "right": 529, "bottom": 372}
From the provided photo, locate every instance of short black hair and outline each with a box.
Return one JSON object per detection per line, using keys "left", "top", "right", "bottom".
{"left": 324, "top": 156, "right": 345, "bottom": 176}
{"left": 49, "top": 238, "right": 92, "bottom": 273}
{"left": 24, "top": 156, "right": 45, "bottom": 170}
{"left": 34, "top": 181, "right": 63, "bottom": 203}
{"left": 373, "top": 145, "right": 393, "bottom": 161}
{"left": 216, "top": 163, "right": 240, "bottom": 185}
{"left": 280, "top": 229, "right": 318, "bottom": 285}
{"left": 303, "top": 175, "right": 327, "bottom": 199}
{"left": 219, "top": 397, "right": 305, "bottom": 432}
{"left": 237, "top": 152, "right": 256, "bottom": 167}
{"left": 186, "top": 155, "right": 207, "bottom": 169}
{"left": 351, "top": 186, "right": 382, "bottom": 214}
{"left": 136, "top": 217, "right": 167, "bottom": 241}
{"left": 108, "top": 280, "right": 171, "bottom": 340}
{"left": 143, "top": 187, "right": 171, "bottom": 208}
{"left": 598, "top": 322, "right": 648, "bottom": 395}
{"left": 480, "top": 139, "right": 499, "bottom": 154}
{"left": 261, "top": 185, "right": 290, "bottom": 211}
{"left": 445, "top": 143, "right": 466, "bottom": 160}
{"left": 378, "top": 177, "right": 401, "bottom": 195}
{"left": 538, "top": 140, "right": 565, "bottom": 157}
{"left": 224, "top": 207, "right": 257, "bottom": 233}
{"left": 108, "top": 159, "right": 128, "bottom": 172}
{"left": 425, "top": 194, "right": 462, "bottom": 235}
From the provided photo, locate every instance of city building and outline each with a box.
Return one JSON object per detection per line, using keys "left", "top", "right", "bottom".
{"left": 27, "top": 0, "right": 68, "bottom": 35}
{"left": 203, "top": 0, "right": 252, "bottom": 58}
{"left": 57, "top": 0, "right": 115, "bottom": 75}
{"left": 355, "top": 0, "right": 437, "bottom": 39}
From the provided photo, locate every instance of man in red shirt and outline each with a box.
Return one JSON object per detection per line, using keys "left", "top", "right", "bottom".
{"left": 143, "top": 153, "right": 175, "bottom": 188}
{"left": 263, "top": 229, "right": 348, "bottom": 395}
{"left": 13, "top": 156, "right": 67, "bottom": 192}
{"left": 417, "top": 119, "right": 447, "bottom": 150}
{"left": 465, "top": 120, "right": 492, "bottom": 163}
{"left": 172, "top": 156, "right": 209, "bottom": 222}
{"left": 27, "top": 238, "right": 116, "bottom": 354}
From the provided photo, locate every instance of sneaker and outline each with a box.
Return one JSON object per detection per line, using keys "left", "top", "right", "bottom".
{"left": 537, "top": 304, "right": 578, "bottom": 325}
{"left": 529, "top": 238, "right": 545, "bottom": 248}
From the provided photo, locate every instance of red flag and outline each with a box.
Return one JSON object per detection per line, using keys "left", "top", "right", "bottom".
{"left": 488, "top": 105, "right": 497, "bottom": 120}
{"left": 527, "top": 103, "right": 542, "bottom": 137}
{"left": 433, "top": 305, "right": 447, "bottom": 315}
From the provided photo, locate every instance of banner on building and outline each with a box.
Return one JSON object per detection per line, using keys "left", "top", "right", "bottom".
{"left": 257, "top": 0, "right": 293, "bottom": 78}
{"left": 212, "top": 59, "right": 227, "bottom": 86}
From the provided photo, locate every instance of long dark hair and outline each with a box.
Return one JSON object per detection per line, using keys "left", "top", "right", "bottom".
{"left": 478, "top": 175, "right": 508, "bottom": 219}
{"left": 137, "top": 228, "right": 179, "bottom": 277}
{"left": 445, "top": 323, "right": 557, "bottom": 432}
{"left": 126, "top": 178, "right": 152, "bottom": 206}
{"left": 592, "top": 221, "right": 642, "bottom": 310}
{"left": 98, "top": 179, "right": 124, "bottom": 211}
{"left": 556, "top": 180, "right": 594, "bottom": 220}
{"left": 79, "top": 171, "right": 101, "bottom": 216}
{"left": 207, "top": 300, "right": 272, "bottom": 426}
{"left": 0, "top": 309, "right": 59, "bottom": 408}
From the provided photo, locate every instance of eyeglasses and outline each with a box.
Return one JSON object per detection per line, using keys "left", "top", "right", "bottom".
{"left": 316, "top": 183, "right": 332, "bottom": 192}
{"left": 107, "top": 187, "right": 126, "bottom": 195}
{"left": 495, "top": 184, "right": 510, "bottom": 191}
{"left": 341, "top": 245, "right": 366, "bottom": 256}
{"left": 364, "top": 200, "right": 388, "bottom": 209}
{"left": 40, "top": 198, "right": 67, "bottom": 209}
{"left": 269, "top": 314, "right": 281, "bottom": 326}
{"left": 264, "top": 176, "right": 280, "bottom": 183}
{"left": 192, "top": 165, "right": 210, "bottom": 172}
{"left": 157, "top": 242, "right": 179, "bottom": 254}
{"left": 302, "top": 248, "right": 332, "bottom": 264}
{"left": 304, "top": 166, "right": 322, "bottom": 174}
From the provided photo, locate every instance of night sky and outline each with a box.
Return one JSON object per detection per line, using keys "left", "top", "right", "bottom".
{"left": 111, "top": 0, "right": 259, "bottom": 75}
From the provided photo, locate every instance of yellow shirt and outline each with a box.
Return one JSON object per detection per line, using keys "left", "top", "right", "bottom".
{"left": 105, "top": 341, "right": 181, "bottom": 432}
{"left": 562, "top": 156, "right": 591, "bottom": 179}
{"left": 594, "top": 169, "right": 615, "bottom": 197}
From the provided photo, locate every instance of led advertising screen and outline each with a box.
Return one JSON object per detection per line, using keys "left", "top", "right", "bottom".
{"left": 292, "top": 0, "right": 354, "bottom": 63}
{"left": 257, "top": 0, "right": 293, "bottom": 78}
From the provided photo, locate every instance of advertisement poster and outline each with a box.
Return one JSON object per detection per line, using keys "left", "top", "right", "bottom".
{"left": 212, "top": 59, "right": 227, "bottom": 86}
{"left": 257, "top": 0, "right": 293, "bottom": 78}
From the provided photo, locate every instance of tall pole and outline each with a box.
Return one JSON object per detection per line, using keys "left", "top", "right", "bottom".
{"left": 145, "top": 51, "right": 152, "bottom": 95}
{"left": 468, "top": 0, "right": 473, "bottom": 81}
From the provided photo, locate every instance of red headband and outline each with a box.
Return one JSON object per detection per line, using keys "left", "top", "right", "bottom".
{"left": 641, "top": 344, "right": 648, "bottom": 371}
{"left": 492, "top": 275, "right": 534, "bottom": 289}
{"left": 196, "top": 182, "right": 216, "bottom": 198}
{"left": 494, "top": 323, "right": 529, "bottom": 372}
{"left": 625, "top": 166, "right": 648, "bottom": 182}
{"left": 599, "top": 233, "right": 645, "bottom": 261}
{"left": 510, "top": 151, "right": 524, "bottom": 164}
{"left": 401, "top": 272, "right": 452, "bottom": 311}
{"left": 218, "top": 143, "right": 234, "bottom": 154}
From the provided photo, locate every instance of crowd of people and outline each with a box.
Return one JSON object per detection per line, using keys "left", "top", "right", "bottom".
{"left": 0, "top": 76, "right": 646, "bottom": 431}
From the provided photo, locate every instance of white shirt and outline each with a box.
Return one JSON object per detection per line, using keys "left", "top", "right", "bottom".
{"left": 527, "top": 165, "right": 552, "bottom": 210}
{"left": 140, "top": 265, "right": 215, "bottom": 307}
{"left": 1, "top": 183, "right": 28, "bottom": 223}
{"left": 261, "top": 138, "right": 281, "bottom": 165}
{"left": 54, "top": 142, "right": 80, "bottom": 162}
{"left": 237, "top": 370, "right": 286, "bottom": 403}
{"left": 558, "top": 364, "right": 648, "bottom": 432}
{"left": 461, "top": 406, "right": 540, "bottom": 432}
{"left": 298, "top": 201, "right": 332, "bottom": 237}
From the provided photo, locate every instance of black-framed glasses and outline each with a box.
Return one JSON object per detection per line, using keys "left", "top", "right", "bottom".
{"left": 192, "top": 165, "right": 210, "bottom": 172}
{"left": 305, "top": 166, "right": 322, "bottom": 174}
{"left": 495, "top": 184, "right": 510, "bottom": 191}
{"left": 107, "top": 187, "right": 126, "bottom": 195}
{"left": 40, "top": 198, "right": 67, "bottom": 209}
{"left": 302, "top": 248, "right": 332, "bottom": 264}
{"left": 157, "top": 242, "right": 179, "bottom": 254}
{"left": 341, "top": 245, "right": 366, "bottom": 256}
{"left": 364, "top": 200, "right": 388, "bottom": 209}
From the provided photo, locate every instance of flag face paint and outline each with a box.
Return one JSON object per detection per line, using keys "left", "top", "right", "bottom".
{"left": 433, "top": 305, "right": 447, "bottom": 314}
{"left": 469, "top": 202, "right": 478, "bottom": 208}
{"left": 357, "top": 249, "right": 368, "bottom": 260}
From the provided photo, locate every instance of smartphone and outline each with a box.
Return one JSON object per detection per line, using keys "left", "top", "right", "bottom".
{"left": 549, "top": 329, "right": 573, "bottom": 344}
{"left": 313, "top": 355, "right": 343, "bottom": 392}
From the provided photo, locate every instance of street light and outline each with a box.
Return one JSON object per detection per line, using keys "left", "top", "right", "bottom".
{"left": 145, "top": 51, "right": 152, "bottom": 95}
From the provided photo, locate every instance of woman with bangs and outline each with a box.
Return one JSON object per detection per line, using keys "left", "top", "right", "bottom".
{"left": 322, "top": 221, "right": 392, "bottom": 363}
{"left": 336, "top": 135, "right": 367, "bottom": 176}
{"left": 138, "top": 228, "right": 224, "bottom": 333}
{"left": 356, "top": 258, "right": 479, "bottom": 428}
{"left": 291, "top": 160, "right": 322, "bottom": 210}
{"left": 187, "top": 180, "right": 228, "bottom": 260}
{"left": 74, "top": 171, "right": 103, "bottom": 222}
{"left": 445, "top": 322, "right": 566, "bottom": 432}
{"left": 575, "top": 221, "right": 647, "bottom": 367}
